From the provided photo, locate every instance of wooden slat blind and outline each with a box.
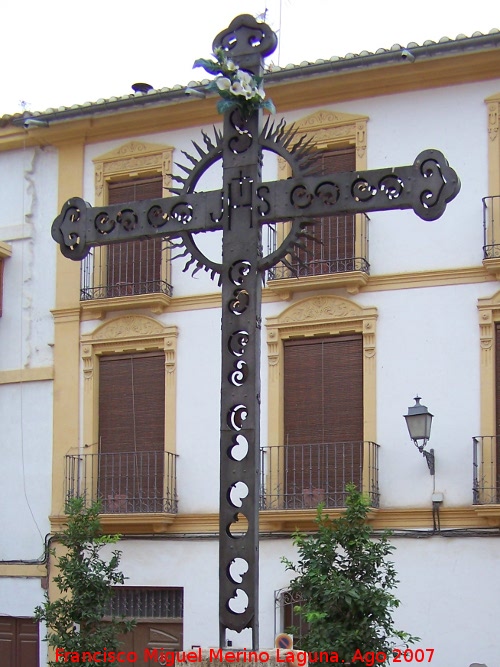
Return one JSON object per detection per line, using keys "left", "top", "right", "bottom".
{"left": 107, "top": 177, "right": 163, "bottom": 296}
{"left": 295, "top": 147, "right": 356, "bottom": 274}
{"left": 98, "top": 352, "right": 165, "bottom": 512}
{"left": 283, "top": 334, "right": 363, "bottom": 505}
{"left": 284, "top": 334, "right": 363, "bottom": 443}
{"left": 99, "top": 352, "right": 165, "bottom": 453}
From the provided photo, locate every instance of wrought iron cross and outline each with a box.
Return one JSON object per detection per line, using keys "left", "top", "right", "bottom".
{"left": 51, "top": 15, "right": 460, "bottom": 650}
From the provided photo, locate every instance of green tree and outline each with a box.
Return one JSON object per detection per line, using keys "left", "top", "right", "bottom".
{"left": 35, "top": 497, "right": 135, "bottom": 665}
{"left": 282, "top": 485, "right": 418, "bottom": 663}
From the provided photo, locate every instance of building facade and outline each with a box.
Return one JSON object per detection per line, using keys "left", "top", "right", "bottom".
{"left": 1, "top": 23, "right": 500, "bottom": 666}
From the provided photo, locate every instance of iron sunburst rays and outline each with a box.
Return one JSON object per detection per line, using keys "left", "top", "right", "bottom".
{"left": 167, "top": 118, "right": 325, "bottom": 282}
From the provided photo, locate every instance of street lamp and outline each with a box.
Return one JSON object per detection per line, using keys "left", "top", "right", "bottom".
{"left": 404, "top": 396, "right": 435, "bottom": 475}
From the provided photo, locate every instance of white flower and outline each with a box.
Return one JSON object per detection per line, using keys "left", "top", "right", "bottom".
{"left": 230, "top": 80, "right": 254, "bottom": 100}
{"left": 216, "top": 77, "right": 231, "bottom": 91}
{"left": 225, "top": 59, "right": 237, "bottom": 72}
{"left": 256, "top": 84, "right": 266, "bottom": 100}
{"left": 237, "top": 70, "right": 253, "bottom": 86}
{"left": 230, "top": 81, "right": 245, "bottom": 97}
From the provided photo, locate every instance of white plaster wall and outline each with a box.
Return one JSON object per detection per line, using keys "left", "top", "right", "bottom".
{"left": 0, "top": 381, "right": 52, "bottom": 559}
{"left": 0, "top": 144, "right": 55, "bottom": 560}
{"left": 0, "top": 144, "right": 57, "bottom": 370}
{"left": 112, "top": 534, "right": 500, "bottom": 664}
{"left": 168, "top": 307, "right": 222, "bottom": 513}
{"left": 373, "top": 280, "right": 490, "bottom": 507}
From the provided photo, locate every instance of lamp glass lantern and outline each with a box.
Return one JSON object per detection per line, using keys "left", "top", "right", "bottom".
{"left": 404, "top": 396, "right": 433, "bottom": 448}
{"left": 404, "top": 396, "right": 435, "bottom": 475}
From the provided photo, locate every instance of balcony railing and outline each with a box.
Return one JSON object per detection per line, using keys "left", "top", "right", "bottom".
{"left": 80, "top": 241, "right": 172, "bottom": 301}
{"left": 473, "top": 436, "right": 500, "bottom": 504}
{"left": 482, "top": 196, "right": 500, "bottom": 259}
{"left": 260, "top": 441, "right": 379, "bottom": 510}
{"left": 65, "top": 450, "right": 178, "bottom": 513}
{"left": 267, "top": 214, "right": 369, "bottom": 280}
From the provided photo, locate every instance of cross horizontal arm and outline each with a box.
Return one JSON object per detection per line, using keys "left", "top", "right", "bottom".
{"left": 51, "top": 190, "right": 224, "bottom": 260}
{"left": 257, "top": 150, "right": 460, "bottom": 223}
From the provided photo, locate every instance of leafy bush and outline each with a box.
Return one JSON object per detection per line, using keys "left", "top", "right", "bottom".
{"left": 35, "top": 497, "right": 135, "bottom": 665}
{"left": 282, "top": 485, "right": 418, "bottom": 663}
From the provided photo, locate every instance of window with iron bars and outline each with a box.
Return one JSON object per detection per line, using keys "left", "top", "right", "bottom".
{"left": 105, "top": 587, "right": 183, "bottom": 619}
{"left": 80, "top": 177, "right": 172, "bottom": 301}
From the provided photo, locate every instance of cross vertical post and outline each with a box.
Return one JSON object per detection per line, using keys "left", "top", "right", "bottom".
{"left": 214, "top": 18, "right": 277, "bottom": 647}
{"left": 218, "top": 106, "right": 263, "bottom": 649}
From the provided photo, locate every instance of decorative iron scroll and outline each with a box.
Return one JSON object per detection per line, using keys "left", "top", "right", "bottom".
{"left": 51, "top": 13, "right": 461, "bottom": 650}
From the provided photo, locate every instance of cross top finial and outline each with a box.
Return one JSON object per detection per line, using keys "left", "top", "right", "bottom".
{"left": 212, "top": 14, "right": 277, "bottom": 64}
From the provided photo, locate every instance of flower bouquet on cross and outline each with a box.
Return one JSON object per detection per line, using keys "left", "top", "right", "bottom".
{"left": 193, "top": 47, "right": 276, "bottom": 118}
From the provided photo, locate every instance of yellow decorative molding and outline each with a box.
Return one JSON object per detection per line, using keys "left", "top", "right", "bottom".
{"left": 485, "top": 93, "right": 500, "bottom": 257}
{"left": 51, "top": 306, "right": 81, "bottom": 322}
{"left": 268, "top": 266, "right": 493, "bottom": 297}
{"left": 267, "top": 294, "right": 377, "bottom": 333}
{"left": 292, "top": 109, "right": 368, "bottom": 162}
{"left": 365, "top": 266, "right": 492, "bottom": 291}
{"left": 76, "top": 266, "right": 497, "bottom": 322}
{"left": 94, "top": 140, "right": 174, "bottom": 193}
{"left": 170, "top": 292, "right": 222, "bottom": 310}
{"left": 0, "top": 366, "right": 54, "bottom": 385}
{"left": 80, "top": 293, "right": 172, "bottom": 320}
{"left": 268, "top": 271, "right": 369, "bottom": 297}
{"left": 51, "top": 513, "right": 177, "bottom": 535}
{"left": 0, "top": 241, "right": 12, "bottom": 258}
{"left": 84, "top": 314, "right": 168, "bottom": 342}
{"left": 477, "top": 289, "right": 500, "bottom": 436}
{"left": 51, "top": 506, "right": 492, "bottom": 536}
{"left": 473, "top": 504, "right": 500, "bottom": 525}
{"left": 0, "top": 564, "right": 46, "bottom": 577}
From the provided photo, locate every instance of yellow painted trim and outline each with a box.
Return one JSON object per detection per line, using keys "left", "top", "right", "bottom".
{"left": 485, "top": 93, "right": 500, "bottom": 257}
{"left": 269, "top": 272, "right": 370, "bottom": 297}
{"left": 486, "top": 94, "right": 500, "bottom": 197}
{"left": 74, "top": 266, "right": 498, "bottom": 322}
{"left": 50, "top": 506, "right": 492, "bottom": 535}
{"left": 269, "top": 266, "right": 493, "bottom": 297}
{"left": 0, "top": 241, "right": 12, "bottom": 258}
{"left": 80, "top": 293, "right": 172, "bottom": 320}
{"left": 364, "top": 266, "right": 492, "bottom": 291}
{"left": 0, "top": 564, "right": 46, "bottom": 577}
{"left": 0, "top": 366, "right": 54, "bottom": 384}
{"left": 477, "top": 290, "right": 500, "bottom": 493}
{"left": 473, "top": 504, "right": 500, "bottom": 525}
{"left": 2, "top": 49, "right": 500, "bottom": 151}
{"left": 266, "top": 295, "right": 377, "bottom": 501}
{"left": 83, "top": 292, "right": 222, "bottom": 319}
{"left": 52, "top": 144, "right": 83, "bottom": 520}
{"left": 477, "top": 290, "right": 500, "bottom": 438}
